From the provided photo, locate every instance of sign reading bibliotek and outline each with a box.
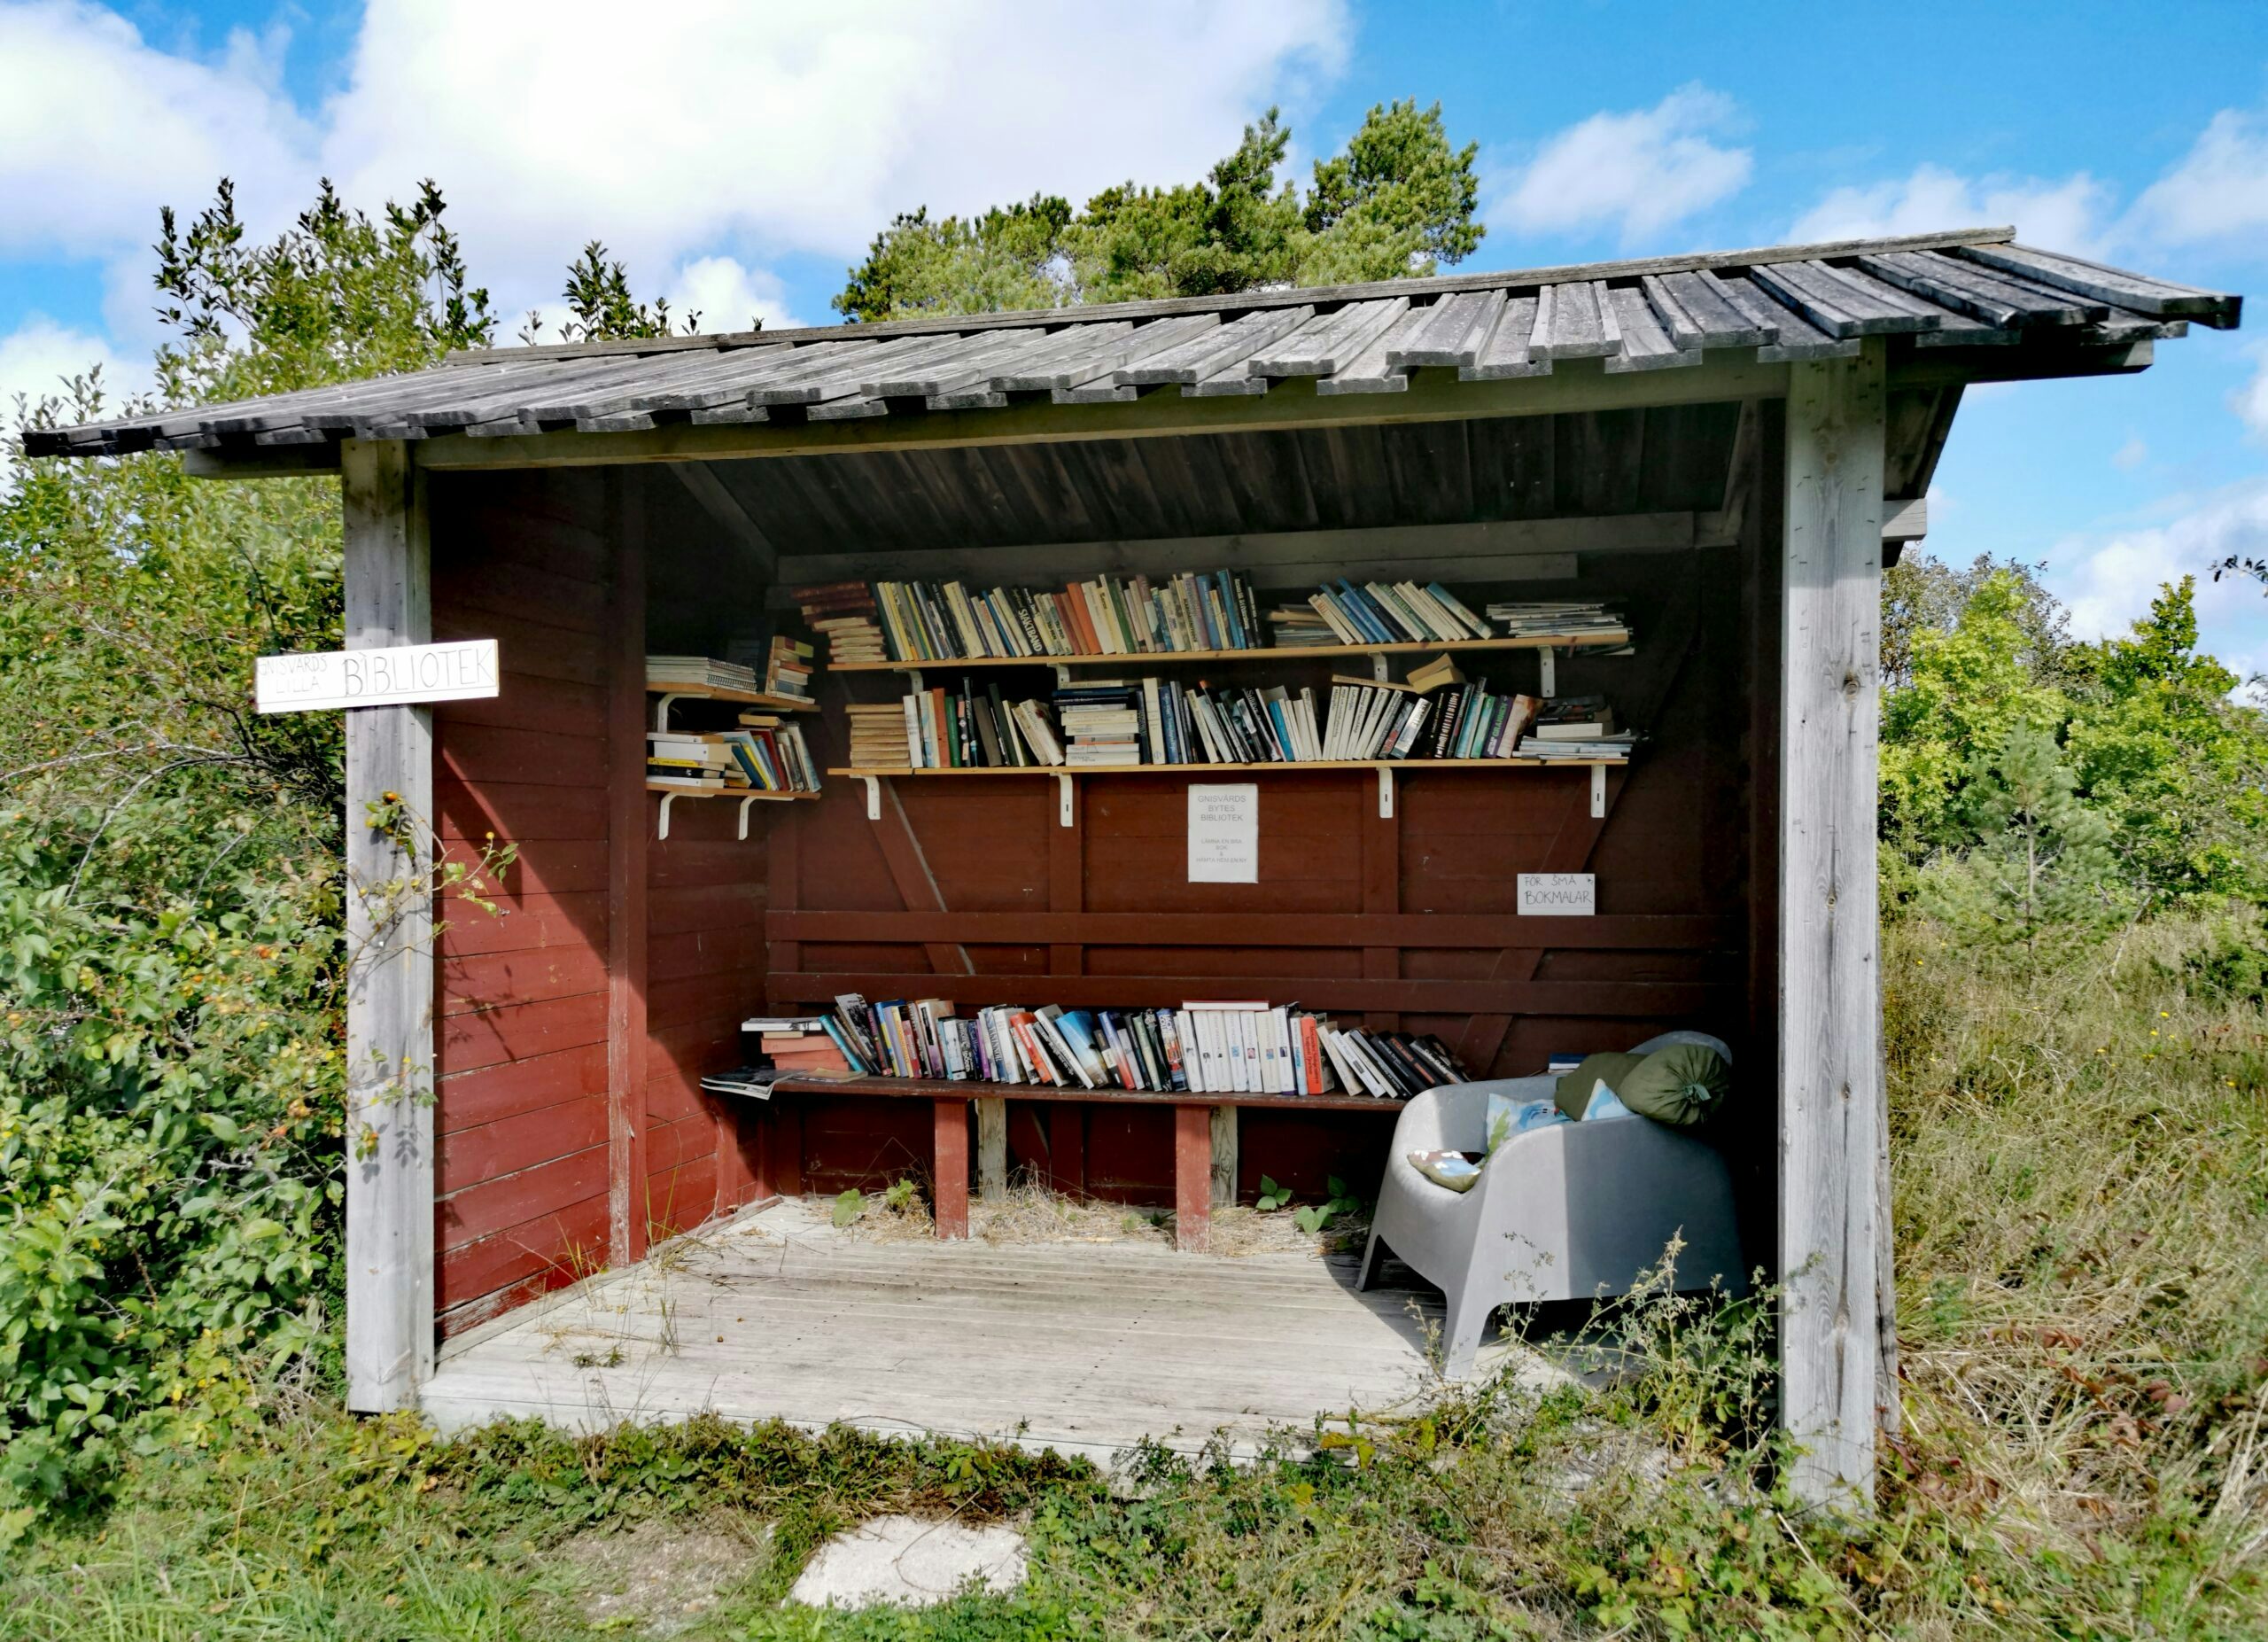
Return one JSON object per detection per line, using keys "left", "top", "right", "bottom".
{"left": 1186, "top": 783, "right": 1259, "bottom": 884}
{"left": 255, "top": 639, "right": 500, "bottom": 714}
{"left": 1518, "top": 872, "right": 1596, "bottom": 916}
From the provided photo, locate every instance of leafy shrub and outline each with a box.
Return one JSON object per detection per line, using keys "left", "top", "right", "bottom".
{"left": 0, "top": 806, "right": 343, "bottom": 1517}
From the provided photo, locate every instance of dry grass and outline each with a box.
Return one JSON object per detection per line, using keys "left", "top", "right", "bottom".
{"left": 1884, "top": 913, "right": 2268, "bottom": 1590}
{"left": 832, "top": 1173, "right": 1370, "bottom": 1257}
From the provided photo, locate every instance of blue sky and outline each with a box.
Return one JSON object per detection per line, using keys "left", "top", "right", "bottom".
{"left": 4, "top": 0, "right": 2264, "bottom": 673}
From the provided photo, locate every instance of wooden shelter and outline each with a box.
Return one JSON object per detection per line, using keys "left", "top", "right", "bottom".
{"left": 35, "top": 225, "right": 2241, "bottom": 1505}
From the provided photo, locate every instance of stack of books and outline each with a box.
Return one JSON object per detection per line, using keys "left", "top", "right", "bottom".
{"left": 1304, "top": 580, "right": 1493, "bottom": 646}
{"left": 763, "top": 634, "right": 815, "bottom": 702}
{"left": 1484, "top": 600, "right": 1630, "bottom": 643}
{"left": 647, "top": 654, "right": 761, "bottom": 694}
{"left": 901, "top": 681, "right": 1061, "bottom": 769}
{"left": 647, "top": 729, "right": 739, "bottom": 790}
{"left": 818, "top": 993, "right": 1469, "bottom": 1098}
{"left": 845, "top": 702, "right": 913, "bottom": 767}
{"left": 1052, "top": 680, "right": 1145, "bottom": 767}
{"left": 865, "top": 571, "right": 1265, "bottom": 661}
{"left": 751, "top": 1019, "right": 852, "bottom": 1076}
{"left": 1264, "top": 603, "right": 1342, "bottom": 648}
{"left": 1518, "top": 696, "right": 1638, "bottom": 759}
{"left": 788, "top": 583, "right": 889, "bottom": 666}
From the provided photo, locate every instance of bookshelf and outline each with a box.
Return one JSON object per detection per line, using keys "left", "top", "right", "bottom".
{"left": 826, "top": 757, "right": 1626, "bottom": 827}
{"left": 649, "top": 682, "right": 817, "bottom": 734}
{"left": 829, "top": 631, "right": 1630, "bottom": 686}
{"left": 646, "top": 780, "right": 819, "bottom": 842}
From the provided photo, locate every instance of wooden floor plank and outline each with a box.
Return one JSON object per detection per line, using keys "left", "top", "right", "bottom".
{"left": 422, "top": 1199, "right": 1518, "bottom": 1451}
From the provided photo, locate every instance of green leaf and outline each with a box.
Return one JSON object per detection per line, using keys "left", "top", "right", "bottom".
{"left": 830, "top": 1188, "right": 866, "bottom": 1229}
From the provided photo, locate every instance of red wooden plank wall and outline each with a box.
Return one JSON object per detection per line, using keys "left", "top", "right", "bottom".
{"left": 430, "top": 469, "right": 618, "bottom": 1335}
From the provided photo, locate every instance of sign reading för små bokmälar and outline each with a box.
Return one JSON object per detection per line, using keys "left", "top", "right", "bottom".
{"left": 255, "top": 639, "right": 499, "bottom": 714}
{"left": 1517, "top": 872, "right": 1596, "bottom": 915}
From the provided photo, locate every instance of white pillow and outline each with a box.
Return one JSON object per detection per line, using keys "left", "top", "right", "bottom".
{"left": 1485, "top": 1092, "right": 1568, "bottom": 1151}
{"left": 1582, "top": 1080, "right": 1637, "bottom": 1122}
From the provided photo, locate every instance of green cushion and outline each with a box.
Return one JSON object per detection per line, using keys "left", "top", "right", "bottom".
{"left": 1616, "top": 1043, "right": 1732, "bottom": 1127}
{"left": 1554, "top": 1051, "right": 1644, "bottom": 1120}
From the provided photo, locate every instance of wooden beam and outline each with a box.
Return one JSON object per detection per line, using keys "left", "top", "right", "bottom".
{"left": 976, "top": 1097, "right": 1009, "bottom": 1202}
{"left": 605, "top": 472, "right": 651, "bottom": 1265}
{"left": 1777, "top": 340, "right": 1889, "bottom": 1512}
{"left": 1175, "top": 1105, "right": 1211, "bottom": 1252}
{"left": 933, "top": 1099, "right": 970, "bottom": 1239}
{"left": 773, "top": 512, "right": 1696, "bottom": 589}
{"left": 765, "top": 909, "right": 1738, "bottom": 949}
{"left": 341, "top": 438, "right": 434, "bottom": 1413}
{"left": 1209, "top": 1106, "right": 1238, "bottom": 1208}
{"left": 668, "top": 463, "right": 779, "bottom": 578}
{"left": 408, "top": 358, "right": 1792, "bottom": 471}
{"left": 184, "top": 444, "right": 342, "bottom": 479}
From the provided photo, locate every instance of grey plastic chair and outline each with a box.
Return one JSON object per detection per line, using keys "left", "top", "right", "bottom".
{"left": 1357, "top": 1031, "right": 1746, "bottom": 1378}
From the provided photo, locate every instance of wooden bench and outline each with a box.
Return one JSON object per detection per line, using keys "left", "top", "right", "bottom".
{"left": 772, "top": 1074, "right": 1408, "bottom": 1252}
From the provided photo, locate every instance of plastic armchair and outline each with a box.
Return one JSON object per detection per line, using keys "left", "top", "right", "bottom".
{"left": 1357, "top": 1031, "right": 1746, "bottom": 1378}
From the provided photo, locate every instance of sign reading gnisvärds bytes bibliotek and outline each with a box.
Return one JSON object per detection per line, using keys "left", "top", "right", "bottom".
{"left": 255, "top": 639, "right": 500, "bottom": 714}
{"left": 1517, "top": 873, "right": 1596, "bottom": 916}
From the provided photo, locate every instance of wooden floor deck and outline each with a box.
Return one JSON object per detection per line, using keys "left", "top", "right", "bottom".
{"left": 422, "top": 1200, "right": 1512, "bottom": 1462}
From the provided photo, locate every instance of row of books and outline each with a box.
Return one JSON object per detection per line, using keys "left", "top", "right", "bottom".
{"left": 647, "top": 715, "right": 821, "bottom": 793}
{"left": 1269, "top": 579, "right": 1494, "bottom": 648}
{"left": 857, "top": 571, "right": 1273, "bottom": 664}
{"left": 758, "top": 996, "right": 1470, "bottom": 1100}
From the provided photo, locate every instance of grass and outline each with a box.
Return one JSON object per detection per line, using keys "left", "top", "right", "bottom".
{"left": 2, "top": 914, "right": 2264, "bottom": 1638}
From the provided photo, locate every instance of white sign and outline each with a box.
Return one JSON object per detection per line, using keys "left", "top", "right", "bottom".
{"left": 1518, "top": 872, "right": 1596, "bottom": 916}
{"left": 1187, "top": 782, "right": 1258, "bottom": 884}
{"left": 255, "top": 639, "right": 500, "bottom": 714}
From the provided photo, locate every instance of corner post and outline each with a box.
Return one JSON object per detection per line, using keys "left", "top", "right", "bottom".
{"left": 1777, "top": 342, "right": 1887, "bottom": 1509}
{"left": 341, "top": 439, "right": 435, "bottom": 1412}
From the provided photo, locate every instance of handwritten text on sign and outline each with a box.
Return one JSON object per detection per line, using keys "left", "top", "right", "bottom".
{"left": 1518, "top": 872, "right": 1596, "bottom": 916}
{"left": 1186, "top": 782, "right": 1258, "bottom": 883}
{"left": 255, "top": 639, "right": 500, "bottom": 714}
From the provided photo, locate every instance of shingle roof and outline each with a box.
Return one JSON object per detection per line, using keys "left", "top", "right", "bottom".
{"left": 26, "top": 228, "right": 2240, "bottom": 461}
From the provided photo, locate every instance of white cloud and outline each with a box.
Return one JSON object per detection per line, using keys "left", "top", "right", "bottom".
{"left": 666, "top": 257, "right": 802, "bottom": 337}
{"left": 0, "top": 1, "right": 312, "bottom": 259}
{"left": 1786, "top": 163, "right": 2112, "bottom": 255}
{"left": 0, "top": 314, "right": 144, "bottom": 424}
{"left": 2050, "top": 481, "right": 2268, "bottom": 643}
{"left": 2127, "top": 105, "right": 2268, "bottom": 247}
{"left": 2112, "top": 435, "right": 2149, "bottom": 471}
{"left": 1486, "top": 85, "right": 1751, "bottom": 245}
{"left": 319, "top": 0, "right": 1349, "bottom": 314}
{"left": 2233, "top": 343, "right": 2268, "bottom": 446}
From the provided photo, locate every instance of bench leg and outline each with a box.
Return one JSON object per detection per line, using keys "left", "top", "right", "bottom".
{"left": 975, "top": 1096, "right": 1008, "bottom": 1202}
{"left": 1209, "top": 1104, "right": 1238, "bottom": 1207}
{"left": 933, "top": 1097, "right": 969, "bottom": 1241}
{"left": 1174, "top": 1104, "right": 1210, "bottom": 1252}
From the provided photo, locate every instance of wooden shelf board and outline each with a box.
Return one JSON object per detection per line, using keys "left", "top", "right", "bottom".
{"left": 645, "top": 782, "right": 821, "bottom": 800}
{"left": 646, "top": 683, "right": 818, "bottom": 712}
{"left": 825, "top": 759, "right": 1627, "bottom": 777}
{"left": 771, "top": 1072, "right": 1410, "bottom": 1114}
{"left": 828, "top": 634, "right": 1627, "bottom": 673}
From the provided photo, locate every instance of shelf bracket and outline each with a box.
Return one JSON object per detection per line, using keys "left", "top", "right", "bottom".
{"left": 907, "top": 669, "right": 924, "bottom": 695}
{"left": 1058, "top": 772, "right": 1076, "bottom": 828}
{"left": 1539, "top": 647, "right": 1557, "bottom": 698}
{"left": 656, "top": 790, "right": 677, "bottom": 841}
{"left": 1378, "top": 766, "right": 1395, "bottom": 819}
{"left": 1590, "top": 763, "right": 1607, "bottom": 819}
{"left": 1370, "top": 652, "right": 1390, "bottom": 682}
{"left": 653, "top": 691, "right": 687, "bottom": 734}
{"left": 1052, "top": 663, "right": 1071, "bottom": 689}
{"left": 860, "top": 774, "right": 882, "bottom": 821}
{"left": 736, "top": 795, "right": 762, "bottom": 840}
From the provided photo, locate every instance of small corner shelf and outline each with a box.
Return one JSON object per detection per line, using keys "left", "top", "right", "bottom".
{"left": 825, "top": 758, "right": 1626, "bottom": 827}
{"left": 649, "top": 683, "right": 819, "bottom": 734}
{"left": 646, "top": 781, "right": 820, "bottom": 840}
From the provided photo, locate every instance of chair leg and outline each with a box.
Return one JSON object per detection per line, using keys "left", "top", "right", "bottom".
{"left": 1440, "top": 1283, "right": 1495, "bottom": 1381}
{"left": 1356, "top": 1227, "right": 1386, "bottom": 1291}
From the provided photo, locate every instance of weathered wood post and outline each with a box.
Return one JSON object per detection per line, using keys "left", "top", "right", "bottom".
{"left": 1778, "top": 343, "right": 1888, "bottom": 1509}
{"left": 341, "top": 438, "right": 436, "bottom": 1412}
